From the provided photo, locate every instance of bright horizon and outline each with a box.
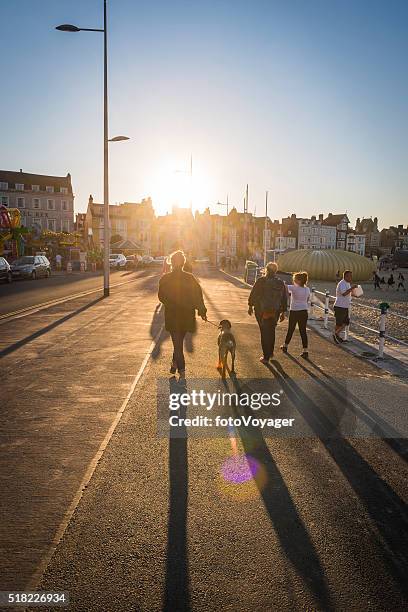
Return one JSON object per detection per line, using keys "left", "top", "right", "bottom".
{"left": 1, "top": 0, "right": 407, "bottom": 228}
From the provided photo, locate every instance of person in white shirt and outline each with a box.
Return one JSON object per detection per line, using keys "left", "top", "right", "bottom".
{"left": 280, "top": 271, "right": 310, "bottom": 358}
{"left": 55, "top": 253, "right": 62, "bottom": 271}
{"left": 333, "top": 270, "right": 358, "bottom": 344}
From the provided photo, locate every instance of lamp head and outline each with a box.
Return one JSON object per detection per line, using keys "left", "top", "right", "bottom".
{"left": 56, "top": 24, "right": 81, "bottom": 32}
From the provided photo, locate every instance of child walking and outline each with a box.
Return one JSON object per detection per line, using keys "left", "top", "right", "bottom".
{"left": 281, "top": 271, "right": 310, "bottom": 358}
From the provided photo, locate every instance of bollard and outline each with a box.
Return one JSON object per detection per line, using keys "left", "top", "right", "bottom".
{"left": 378, "top": 302, "right": 390, "bottom": 359}
{"left": 324, "top": 290, "right": 330, "bottom": 329}
{"left": 66, "top": 261, "right": 72, "bottom": 274}
{"left": 310, "top": 286, "right": 316, "bottom": 319}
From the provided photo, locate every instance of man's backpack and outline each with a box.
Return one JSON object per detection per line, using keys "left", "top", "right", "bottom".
{"left": 260, "top": 277, "right": 284, "bottom": 318}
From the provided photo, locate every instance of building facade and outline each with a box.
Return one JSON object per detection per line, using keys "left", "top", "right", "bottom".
{"left": 298, "top": 218, "right": 337, "bottom": 250}
{"left": 355, "top": 217, "right": 380, "bottom": 256}
{"left": 322, "top": 213, "right": 350, "bottom": 249}
{"left": 85, "top": 195, "right": 154, "bottom": 253}
{"left": 346, "top": 231, "right": 366, "bottom": 256}
{"left": 0, "top": 169, "right": 74, "bottom": 233}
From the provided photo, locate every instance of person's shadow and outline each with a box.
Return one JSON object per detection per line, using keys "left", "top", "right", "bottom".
{"left": 150, "top": 304, "right": 167, "bottom": 360}
{"left": 163, "top": 377, "right": 190, "bottom": 611}
{"left": 225, "top": 374, "right": 334, "bottom": 610}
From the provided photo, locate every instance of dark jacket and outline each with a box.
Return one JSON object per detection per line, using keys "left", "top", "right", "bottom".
{"left": 248, "top": 275, "right": 287, "bottom": 316}
{"left": 158, "top": 269, "right": 207, "bottom": 332}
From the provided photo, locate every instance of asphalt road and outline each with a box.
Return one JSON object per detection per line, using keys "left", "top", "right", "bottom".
{"left": 1, "top": 268, "right": 407, "bottom": 611}
{"left": 36, "top": 270, "right": 408, "bottom": 611}
{"left": 0, "top": 268, "right": 150, "bottom": 316}
{"left": 0, "top": 269, "right": 163, "bottom": 592}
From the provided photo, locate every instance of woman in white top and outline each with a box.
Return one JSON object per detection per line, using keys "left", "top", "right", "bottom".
{"left": 281, "top": 271, "right": 310, "bottom": 358}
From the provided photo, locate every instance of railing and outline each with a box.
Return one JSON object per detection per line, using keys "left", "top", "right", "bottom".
{"left": 311, "top": 288, "right": 408, "bottom": 359}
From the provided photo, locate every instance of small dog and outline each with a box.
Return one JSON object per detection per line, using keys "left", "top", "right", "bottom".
{"left": 217, "top": 319, "right": 236, "bottom": 378}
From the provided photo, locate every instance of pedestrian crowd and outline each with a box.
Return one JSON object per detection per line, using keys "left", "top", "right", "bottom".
{"left": 158, "top": 250, "right": 366, "bottom": 378}
{"left": 373, "top": 270, "right": 405, "bottom": 291}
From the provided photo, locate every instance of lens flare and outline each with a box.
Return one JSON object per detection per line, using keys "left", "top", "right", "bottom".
{"left": 218, "top": 453, "right": 268, "bottom": 502}
{"left": 221, "top": 454, "right": 260, "bottom": 484}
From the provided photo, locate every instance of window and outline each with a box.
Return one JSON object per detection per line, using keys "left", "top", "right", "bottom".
{"left": 46, "top": 186, "right": 54, "bottom": 193}
{"left": 61, "top": 187, "right": 68, "bottom": 195}
{"left": 15, "top": 183, "right": 24, "bottom": 191}
{"left": 17, "top": 197, "right": 25, "bottom": 208}
{"left": 1, "top": 196, "right": 9, "bottom": 206}
{"left": 0, "top": 182, "right": 8, "bottom": 190}
{"left": 32, "top": 185, "right": 40, "bottom": 191}
{"left": 62, "top": 200, "right": 68, "bottom": 211}
{"left": 33, "top": 198, "right": 40, "bottom": 209}
{"left": 62, "top": 220, "right": 70, "bottom": 232}
{"left": 47, "top": 219, "right": 56, "bottom": 231}
{"left": 47, "top": 199, "right": 55, "bottom": 210}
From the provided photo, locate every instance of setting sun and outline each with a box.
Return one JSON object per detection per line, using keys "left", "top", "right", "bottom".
{"left": 148, "top": 157, "right": 214, "bottom": 216}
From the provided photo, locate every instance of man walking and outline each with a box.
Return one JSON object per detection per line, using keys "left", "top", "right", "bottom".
{"left": 397, "top": 272, "right": 405, "bottom": 292}
{"left": 248, "top": 262, "right": 287, "bottom": 362}
{"left": 333, "top": 270, "right": 358, "bottom": 344}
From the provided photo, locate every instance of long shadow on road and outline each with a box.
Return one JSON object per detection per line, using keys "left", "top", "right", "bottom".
{"left": 266, "top": 359, "right": 408, "bottom": 602}
{"left": 287, "top": 353, "right": 408, "bottom": 463}
{"left": 0, "top": 296, "right": 104, "bottom": 359}
{"left": 227, "top": 373, "right": 334, "bottom": 611}
{"left": 163, "top": 377, "right": 190, "bottom": 612}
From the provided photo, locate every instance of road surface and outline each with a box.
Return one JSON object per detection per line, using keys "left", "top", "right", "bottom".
{"left": 0, "top": 268, "right": 407, "bottom": 611}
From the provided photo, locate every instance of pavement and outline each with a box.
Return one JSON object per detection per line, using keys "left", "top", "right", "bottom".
{"left": 1, "top": 268, "right": 407, "bottom": 611}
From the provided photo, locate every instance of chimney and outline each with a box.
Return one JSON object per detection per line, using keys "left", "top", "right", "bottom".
{"left": 328, "top": 212, "right": 332, "bottom": 217}
{"left": 20, "top": 169, "right": 22, "bottom": 173}
{"left": 311, "top": 215, "right": 316, "bottom": 221}
{"left": 319, "top": 213, "right": 323, "bottom": 221}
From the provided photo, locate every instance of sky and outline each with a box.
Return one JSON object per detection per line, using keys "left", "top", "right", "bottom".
{"left": 1, "top": 0, "right": 407, "bottom": 228}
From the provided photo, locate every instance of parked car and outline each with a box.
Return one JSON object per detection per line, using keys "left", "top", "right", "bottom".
{"left": 109, "top": 253, "right": 127, "bottom": 269}
{"left": 125, "top": 254, "right": 142, "bottom": 269}
{"left": 0, "top": 256, "right": 12, "bottom": 283}
{"left": 141, "top": 255, "right": 154, "bottom": 266}
{"left": 11, "top": 255, "right": 51, "bottom": 279}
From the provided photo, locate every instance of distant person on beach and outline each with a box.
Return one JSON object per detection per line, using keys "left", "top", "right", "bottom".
{"left": 158, "top": 250, "right": 207, "bottom": 379}
{"left": 397, "top": 272, "right": 405, "bottom": 292}
{"left": 373, "top": 272, "right": 381, "bottom": 290}
{"left": 387, "top": 274, "right": 395, "bottom": 290}
{"left": 248, "top": 262, "right": 287, "bottom": 362}
{"left": 280, "top": 271, "right": 310, "bottom": 358}
{"left": 333, "top": 270, "right": 358, "bottom": 344}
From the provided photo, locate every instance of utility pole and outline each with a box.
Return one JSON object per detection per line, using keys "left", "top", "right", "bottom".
{"left": 242, "top": 184, "right": 249, "bottom": 260}
{"left": 190, "top": 154, "right": 193, "bottom": 211}
{"left": 264, "top": 190, "right": 268, "bottom": 268}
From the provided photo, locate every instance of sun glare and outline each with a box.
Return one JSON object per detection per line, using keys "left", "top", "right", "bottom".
{"left": 149, "top": 158, "right": 213, "bottom": 217}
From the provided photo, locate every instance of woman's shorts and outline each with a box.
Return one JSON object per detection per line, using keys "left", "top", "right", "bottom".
{"left": 334, "top": 306, "right": 350, "bottom": 326}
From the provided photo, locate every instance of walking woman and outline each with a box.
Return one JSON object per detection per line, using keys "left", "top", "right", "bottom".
{"left": 158, "top": 250, "right": 207, "bottom": 379}
{"left": 280, "top": 271, "right": 310, "bottom": 358}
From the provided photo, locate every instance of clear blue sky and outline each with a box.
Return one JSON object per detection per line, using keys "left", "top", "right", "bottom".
{"left": 2, "top": 0, "right": 407, "bottom": 227}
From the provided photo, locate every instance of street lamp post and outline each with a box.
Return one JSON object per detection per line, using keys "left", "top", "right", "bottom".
{"left": 56, "top": 1, "right": 128, "bottom": 297}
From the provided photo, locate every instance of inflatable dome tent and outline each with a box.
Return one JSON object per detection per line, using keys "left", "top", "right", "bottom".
{"left": 277, "top": 249, "right": 376, "bottom": 281}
